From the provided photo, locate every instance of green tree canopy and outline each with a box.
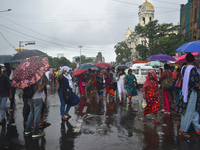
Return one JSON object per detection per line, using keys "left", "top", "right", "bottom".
{"left": 114, "top": 41, "right": 132, "bottom": 64}
{"left": 135, "top": 20, "right": 185, "bottom": 56}
{"left": 135, "top": 44, "right": 148, "bottom": 61}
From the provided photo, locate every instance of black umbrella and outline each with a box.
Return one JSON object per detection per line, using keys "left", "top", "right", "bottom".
{"left": 116, "top": 65, "right": 128, "bottom": 70}
{"left": 77, "top": 63, "right": 98, "bottom": 70}
{"left": 11, "top": 50, "right": 45, "bottom": 60}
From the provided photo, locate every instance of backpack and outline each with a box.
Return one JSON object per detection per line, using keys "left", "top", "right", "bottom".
{"left": 23, "top": 84, "right": 37, "bottom": 99}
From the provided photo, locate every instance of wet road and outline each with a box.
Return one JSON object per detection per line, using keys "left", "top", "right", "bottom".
{"left": 1, "top": 89, "right": 200, "bottom": 150}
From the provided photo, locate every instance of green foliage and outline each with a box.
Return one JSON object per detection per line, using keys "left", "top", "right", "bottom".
{"left": 135, "top": 44, "right": 148, "bottom": 60}
{"left": 134, "top": 20, "right": 185, "bottom": 56}
{"left": 114, "top": 41, "right": 132, "bottom": 63}
{"left": 80, "top": 55, "right": 93, "bottom": 63}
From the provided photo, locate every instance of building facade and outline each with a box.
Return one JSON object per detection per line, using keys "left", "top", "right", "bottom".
{"left": 125, "top": 0, "right": 154, "bottom": 60}
{"left": 180, "top": 0, "right": 200, "bottom": 41}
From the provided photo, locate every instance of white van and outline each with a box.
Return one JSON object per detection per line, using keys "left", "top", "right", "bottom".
{"left": 130, "top": 63, "right": 156, "bottom": 85}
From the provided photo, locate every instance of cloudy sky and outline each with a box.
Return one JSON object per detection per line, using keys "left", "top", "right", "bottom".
{"left": 0, "top": 0, "right": 187, "bottom": 62}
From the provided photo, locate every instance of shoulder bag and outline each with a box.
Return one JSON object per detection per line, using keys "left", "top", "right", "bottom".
{"left": 162, "top": 72, "right": 174, "bottom": 90}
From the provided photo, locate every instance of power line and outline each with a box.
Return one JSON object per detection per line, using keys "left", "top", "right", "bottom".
{"left": 0, "top": 31, "right": 15, "bottom": 49}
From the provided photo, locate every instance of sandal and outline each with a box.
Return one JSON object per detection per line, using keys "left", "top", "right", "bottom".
{"left": 128, "top": 101, "right": 132, "bottom": 104}
{"left": 154, "top": 121, "right": 162, "bottom": 124}
{"left": 163, "top": 112, "right": 170, "bottom": 115}
{"left": 64, "top": 113, "right": 71, "bottom": 118}
{"left": 196, "top": 130, "right": 200, "bottom": 136}
{"left": 61, "top": 117, "right": 68, "bottom": 121}
{"left": 40, "top": 121, "right": 51, "bottom": 127}
{"left": 160, "top": 109, "right": 165, "bottom": 113}
{"left": 179, "top": 129, "right": 191, "bottom": 138}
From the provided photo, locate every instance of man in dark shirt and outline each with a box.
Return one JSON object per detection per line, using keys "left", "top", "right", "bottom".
{"left": 0, "top": 65, "right": 12, "bottom": 124}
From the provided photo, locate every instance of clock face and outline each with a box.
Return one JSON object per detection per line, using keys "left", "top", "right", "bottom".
{"left": 141, "top": 6, "right": 146, "bottom": 12}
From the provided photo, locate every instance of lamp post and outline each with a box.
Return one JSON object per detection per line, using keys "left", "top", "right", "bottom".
{"left": 0, "top": 9, "right": 12, "bottom": 13}
{"left": 78, "top": 46, "right": 83, "bottom": 63}
{"left": 19, "top": 41, "right": 35, "bottom": 52}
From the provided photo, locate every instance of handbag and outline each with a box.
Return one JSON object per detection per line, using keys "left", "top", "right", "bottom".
{"left": 175, "top": 76, "right": 182, "bottom": 89}
{"left": 81, "top": 82, "right": 86, "bottom": 87}
{"left": 162, "top": 72, "right": 174, "bottom": 90}
{"left": 62, "top": 89, "right": 72, "bottom": 104}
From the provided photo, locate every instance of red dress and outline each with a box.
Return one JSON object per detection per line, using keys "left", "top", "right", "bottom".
{"left": 144, "top": 81, "right": 160, "bottom": 115}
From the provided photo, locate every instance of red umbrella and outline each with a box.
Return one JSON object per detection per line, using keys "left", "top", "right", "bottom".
{"left": 94, "top": 62, "right": 111, "bottom": 68}
{"left": 72, "top": 69, "right": 87, "bottom": 76}
{"left": 175, "top": 52, "right": 198, "bottom": 65}
{"left": 12, "top": 56, "right": 49, "bottom": 89}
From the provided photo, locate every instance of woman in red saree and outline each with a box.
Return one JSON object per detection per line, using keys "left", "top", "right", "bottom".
{"left": 142, "top": 71, "right": 161, "bottom": 124}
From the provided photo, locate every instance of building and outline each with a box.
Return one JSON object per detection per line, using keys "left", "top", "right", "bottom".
{"left": 125, "top": 0, "right": 154, "bottom": 60}
{"left": 72, "top": 52, "right": 105, "bottom": 63}
{"left": 180, "top": 0, "right": 200, "bottom": 41}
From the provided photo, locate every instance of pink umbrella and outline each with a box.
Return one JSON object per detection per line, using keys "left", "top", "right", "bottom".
{"left": 72, "top": 69, "right": 87, "bottom": 76}
{"left": 12, "top": 56, "right": 49, "bottom": 89}
{"left": 175, "top": 52, "right": 199, "bottom": 65}
{"left": 94, "top": 62, "right": 111, "bottom": 68}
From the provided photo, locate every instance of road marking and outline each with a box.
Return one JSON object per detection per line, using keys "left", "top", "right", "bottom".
{"left": 74, "top": 106, "right": 88, "bottom": 133}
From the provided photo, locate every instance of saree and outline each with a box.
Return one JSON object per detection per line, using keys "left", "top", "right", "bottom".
{"left": 105, "top": 73, "right": 114, "bottom": 95}
{"left": 96, "top": 74, "right": 104, "bottom": 95}
{"left": 86, "top": 74, "right": 96, "bottom": 95}
{"left": 125, "top": 74, "right": 138, "bottom": 97}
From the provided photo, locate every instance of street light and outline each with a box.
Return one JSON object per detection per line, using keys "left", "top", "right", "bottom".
{"left": 19, "top": 41, "right": 36, "bottom": 52}
{"left": 78, "top": 46, "right": 83, "bottom": 63}
{"left": 0, "top": 9, "right": 12, "bottom": 13}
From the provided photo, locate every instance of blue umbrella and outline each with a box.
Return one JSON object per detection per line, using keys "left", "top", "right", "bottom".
{"left": 147, "top": 54, "right": 176, "bottom": 61}
{"left": 146, "top": 61, "right": 164, "bottom": 67}
{"left": 176, "top": 40, "right": 200, "bottom": 53}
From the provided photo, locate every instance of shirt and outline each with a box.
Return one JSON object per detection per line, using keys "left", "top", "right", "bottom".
{"left": 0, "top": 74, "right": 11, "bottom": 97}
{"left": 32, "top": 79, "right": 45, "bottom": 99}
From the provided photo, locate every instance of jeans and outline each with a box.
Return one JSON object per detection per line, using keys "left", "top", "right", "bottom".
{"left": 180, "top": 91, "right": 200, "bottom": 132}
{"left": 0, "top": 97, "right": 7, "bottom": 120}
{"left": 58, "top": 89, "right": 71, "bottom": 116}
{"left": 26, "top": 98, "right": 43, "bottom": 134}
{"left": 23, "top": 97, "right": 30, "bottom": 123}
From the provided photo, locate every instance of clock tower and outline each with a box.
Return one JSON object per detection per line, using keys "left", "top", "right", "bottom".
{"left": 138, "top": 0, "right": 154, "bottom": 26}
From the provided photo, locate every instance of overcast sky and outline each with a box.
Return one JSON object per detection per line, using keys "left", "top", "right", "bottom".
{"left": 0, "top": 0, "right": 187, "bottom": 62}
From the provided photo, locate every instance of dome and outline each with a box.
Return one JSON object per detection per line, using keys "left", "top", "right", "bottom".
{"left": 126, "top": 27, "right": 132, "bottom": 34}
{"left": 141, "top": 0, "right": 154, "bottom": 10}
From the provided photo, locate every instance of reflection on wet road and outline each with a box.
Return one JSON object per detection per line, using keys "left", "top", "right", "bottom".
{"left": 0, "top": 89, "right": 200, "bottom": 150}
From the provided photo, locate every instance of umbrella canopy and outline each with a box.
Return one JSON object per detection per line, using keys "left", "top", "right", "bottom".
{"left": 145, "top": 61, "right": 164, "bottom": 67}
{"left": 176, "top": 40, "right": 200, "bottom": 53}
{"left": 0, "top": 55, "right": 21, "bottom": 63}
{"left": 12, "top": 49, "right": 45, "bottom": 61}
{"left": 94, "top": 62, "right": 111, "bottom": 68}
{"left": 77, "top": 63, "right": 96, "bottom": 70}
{"left": 72, "top": 69, "right": 87, "bottom": 76}
{"left": 116, "top": 65, "right": 128, "bottom": 70}
{"left": 147, "top": 54, "right": 176, "bottom": 61}
{"left": 12, "top": 56, "right": 49, "bottom": 89}
{"left": 175, "top": 52, "right": 199, "bottom": 65}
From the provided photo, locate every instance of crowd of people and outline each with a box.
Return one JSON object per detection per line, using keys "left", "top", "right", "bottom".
{"left": 1, "top": 52, "right": 200, "bottom": 139}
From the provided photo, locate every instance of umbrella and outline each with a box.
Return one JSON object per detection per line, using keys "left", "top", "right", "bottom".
{"left": 147, "top": 54, "right": 176, "bottom": 61}
{"left": 77, "top": 63, "right": 96, "bottom": 70}
{"left": 145, "top": 61, "right": 164, "bottom": 67}
{"left": 175, "top": 52, "right": 199, "bottom": 65}
{"left": 94, "top": 62, "right": 111, "bottom": 68}
{"left": 72, "top": 69, "right": 87, "bottom": 76}
{"left": 0, "top": 55, "right": 21, "bottom": 63}
{"left": 12, "top": 56, "right": 49, "bottom": 89}
{"left": 116, "top": 65, "right": 128, "bottom": 70}
{"left": 176, "top": 40, "right": 200, "bottom": 53}
{"left": 11, "top": 49, "right": 45, "bottom": 61}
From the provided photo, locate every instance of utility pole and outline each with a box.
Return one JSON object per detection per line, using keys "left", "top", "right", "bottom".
{"left": 78, "top": 46, "right": 83, "bottom": 63}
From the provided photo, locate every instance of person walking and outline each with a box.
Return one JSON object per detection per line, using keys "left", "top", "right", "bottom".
{"left": 159, "top": 64, "right": 174, "bottom": 115}
{"left": 125, "top": 69, "right": 138, "bottom": 104}
{"left": 0, "top": 65, "right": 12, "bottom": 124}
{"left": 176, "top": 53, "right": 200, "bottom": 137}
{"left": 86, "top": 69, "right": 96, "bottom": 102}
{"left": 116, "top": 69, "right": 126, "bottom": 104}
{"left": 142, "top": 71, "right": 161, "bottom": 124}
{"left": 104, "top": 68, "right": 114, "bottom": 100}
{"left": 96, "top": 70, "right": 104, "bottom": 102}
{"left": 24, "top": 76, "right": 46, "bottom": 138}
{"left": 78, "top": 72, "right": 86, "bottom": 97}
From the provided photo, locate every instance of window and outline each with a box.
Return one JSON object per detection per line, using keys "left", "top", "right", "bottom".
{"left": 141, "top": 69, "right": 155, "bottom": 75}
{"left": 149, "top": 17, "right": 152, "bottom": 21}
{"left": 132, "top": 69, "right": 139, "bottom": 75}
{"left": 143, "top": 17, "right": 145, "bottom": 24}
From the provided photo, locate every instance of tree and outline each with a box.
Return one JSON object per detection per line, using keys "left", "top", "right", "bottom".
{"left": 114, "top": 41, "right": 132, "bottom": 64}
{"left": 135, "top": 44, "right": 148, "bottom": 60}
{"left": 135, "top": 20, "right": 185, "bottom": 56}
{"left": 80, "top": 55, "right": 93, "bottom": 63}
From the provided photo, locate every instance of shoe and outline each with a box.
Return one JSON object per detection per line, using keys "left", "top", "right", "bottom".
{"left": 160, "top": 109, "right": 165, "bottom": 113}
{"left": 24, "top": 130, "right": 32, "bottom": 136}
{"left": 40, "top": 121, "right": 51, "bottom": 128}
{"left": 196, "top": 130, "right": 200, "bottom": 136}
{"left": 61, "top": 117, "right": 68, "bottom": 121}
{"left": 32, "top": 131, "right": 45, "bottom": 138}
{"left": 163, "top": 112, "right": 170, "bottom": 115}
{"left": 179, "top": 129, "right": 190, "bottom": 138}
{"left": 64, "top": 113, "right": 71, "bottom": 118}
{"left": 154, "top": 121, "right": 162, "bottom": 124}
